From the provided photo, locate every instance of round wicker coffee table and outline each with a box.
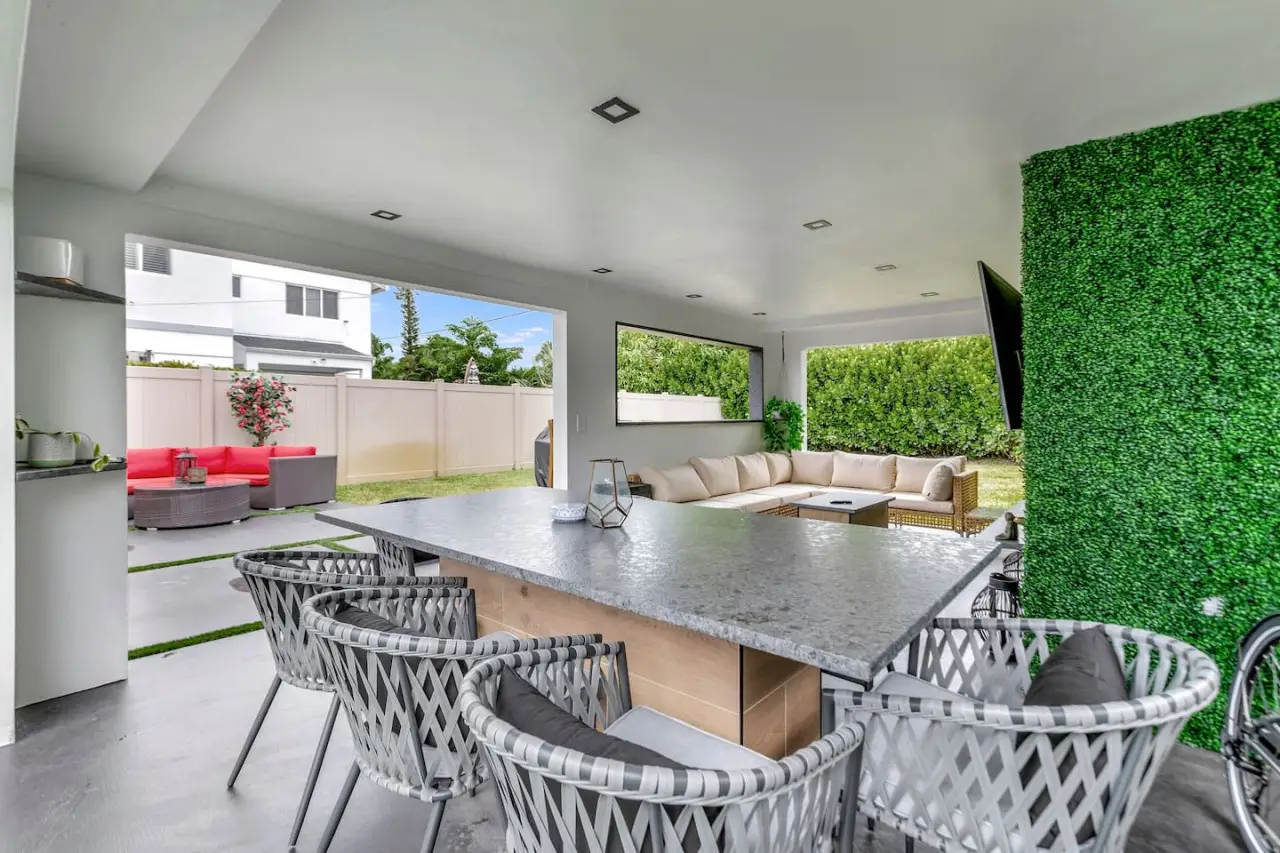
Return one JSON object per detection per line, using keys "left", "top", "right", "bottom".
{"left": 133, "top": 477, "right": 252, "bottom": 530}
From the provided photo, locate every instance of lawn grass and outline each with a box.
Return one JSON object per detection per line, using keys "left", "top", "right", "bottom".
{"left": 127, "top": 533, "right": 362, "bottom": 573}
{"left": 129, "top": 621, "right": 263, "bottom": 660}
{"left": 336, "top": 468, "right": 536, "bottom": 505}
{"left": 967, "top": 457, "right": 1025, "bottom": 510}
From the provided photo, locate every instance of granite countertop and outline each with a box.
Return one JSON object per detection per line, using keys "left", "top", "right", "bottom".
{"left": 16, "top": 461, "right": 126, "bottom": 481}
{"left": 318, "top": 488, "right": 1001, "bottom": 681}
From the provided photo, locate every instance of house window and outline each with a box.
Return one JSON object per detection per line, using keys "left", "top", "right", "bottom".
{"left": 285, "top": 283, "right": 339, "bottom": 319}
{"left": 232, "top": 275, "right": 241, "bottom": 298}
{"left": 124, "top": 242, "right": 171, "bottom": 275}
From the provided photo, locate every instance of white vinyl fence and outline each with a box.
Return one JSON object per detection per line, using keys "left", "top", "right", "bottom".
{"left": 126, "top": 366, "right": 553, "bottom": 485}
{"left": 616, "top": 391, "right": 724, "bottom": 423}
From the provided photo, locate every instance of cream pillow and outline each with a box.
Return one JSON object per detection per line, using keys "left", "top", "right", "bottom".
{"left": 764, "top": 452, "right": 793, "bottom": 485}
{"left": 655, "top": 464, "right": 711, "bottom": 503}
{"left": 831, "top": 452, "right": 896, "bottom": 491}
{"left": 735, "top": 453, "right": 771, "bottom": 492}
{"left": 690, "top": 456, "right": 741, "bottom": 497}
{"left": 922, "top": 462, "right": 955, "bottom": 501}
{"left": 790, "top": 451, "right": 834, "bottom": 486}
{"left": 635, "top": 467, "right": 666, "bottom": 498}
{"left": 894, "top": 455, "right": 966, "bottom": 492}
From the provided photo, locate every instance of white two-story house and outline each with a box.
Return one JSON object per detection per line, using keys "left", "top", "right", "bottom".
{"left": 125, "top": 243, "right": 381, "bottom": 378}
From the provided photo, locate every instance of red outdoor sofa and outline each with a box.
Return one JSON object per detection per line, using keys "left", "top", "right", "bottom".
{"left": 126, "top": 445, "right": 338, "bottom": 518}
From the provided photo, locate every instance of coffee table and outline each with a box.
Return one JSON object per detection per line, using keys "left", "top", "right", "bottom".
{"left": 133, "top": 477, "right": 252, "bottom": 530}
{"left": 788, "top": 492, "right": 893, "bottom": 527}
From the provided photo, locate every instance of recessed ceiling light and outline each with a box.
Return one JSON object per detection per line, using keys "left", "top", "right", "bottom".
{"left": 875, "top": 263, "right": 898, "bottom": 272}
{"left": 685, "top": 293, "right": 703, "bottom": 299}
{"left": 591, "top": 97, "right": 640, "bottom": 124}
{"left": 753, "top": 312, "right": 767, "bottom": 316}
{"left": 592, "top": 267, "right": 612, "bottom": 274}
{"left": 802, "top": 219, "right": 832, "bottom": 230}
{"left": 370, "top": 210, "right": 401, "bottom": 221}
{"left": 920, "top": 291, "right": 940, "bottom": 298}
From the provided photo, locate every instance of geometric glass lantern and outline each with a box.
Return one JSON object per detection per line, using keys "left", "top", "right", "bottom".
{"left": 174, "top": 447, "right": 197, "bottom": 482}
{"left": 585, "top": 459, "right": 633, "bottom": 528}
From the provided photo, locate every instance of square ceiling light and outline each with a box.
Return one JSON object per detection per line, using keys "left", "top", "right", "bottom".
{"left": 370, "top": 210, "right": 402, "bottom": 221}
{"left": 592, "top": 267, "right": 612, "bottom": 274}
{"left": 592, "top": 97, "right": 640, "bottom": 124}
{"left": 875, "top": 263, "right": 898, "bottom": 271}
{"left": 803, "top": 219, "right": 832, "bottom": 230}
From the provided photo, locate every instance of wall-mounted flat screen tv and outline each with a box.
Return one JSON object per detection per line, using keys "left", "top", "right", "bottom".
{"left": 978, "top": 261, "right": 1023, "bottom": 430}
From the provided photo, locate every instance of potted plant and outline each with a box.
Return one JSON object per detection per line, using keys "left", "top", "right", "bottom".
{"left": 15, "top": 416, "right": 112, "bottom": 471}
{"left": 763, "top": 397, "right": 805, "bottom": 452}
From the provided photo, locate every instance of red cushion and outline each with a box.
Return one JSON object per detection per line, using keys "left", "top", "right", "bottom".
{"left": 127, "top": 476, "right": 176, "bottom": 495}
{"left": 272, "top": 445, "right": 317, "bottom": 458}
{"left": 190, "top": 445, "right": 228, "bottom": 475}
{"left": 225, "top": 445, "right": 274, "bottom": 476}
{"left": 232, "top": 474, "right": 271, "bottom": 487}
{"left": 127, "top": 447, "right": 176, "bottom": 479}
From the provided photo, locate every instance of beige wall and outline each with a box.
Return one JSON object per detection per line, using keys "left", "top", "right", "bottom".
{"left": 616, "top": 391, "right": 723, "bottom": 423}
{"left": 126, "top": 366, "right": 552, "bottom": 484}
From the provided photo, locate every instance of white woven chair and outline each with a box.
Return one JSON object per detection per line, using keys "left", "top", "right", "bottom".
{"left": 373, "top": 496, "right": 438, "bottom": 575}
{"left": 301, "top": 585, "right": 600, "bottom": 853}
{"left": 832, "top": 617, "right": 1220, "bottom": 853}
{"left": 460, "top": 642, "right": 865, "bottom": 852}
{"left": 228, "top": 550, "right": 464, "bottom": 850}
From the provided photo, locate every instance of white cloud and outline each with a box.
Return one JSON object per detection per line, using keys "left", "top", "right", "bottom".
{"left": 498, "top": 326, "right": 547, "bottom": 346}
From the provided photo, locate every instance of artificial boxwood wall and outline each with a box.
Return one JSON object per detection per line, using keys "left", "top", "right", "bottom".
{"left": 1021, "top": 100, "right": 1280, "bottom": 748}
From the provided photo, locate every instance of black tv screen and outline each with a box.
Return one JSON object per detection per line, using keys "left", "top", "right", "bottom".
{"left": 978, "top": 261, "right": 1023, "bottom": 430}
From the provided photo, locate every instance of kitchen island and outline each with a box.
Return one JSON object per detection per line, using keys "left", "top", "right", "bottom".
{"left": 319, "top": 488, "right": 999, "bottom": 759}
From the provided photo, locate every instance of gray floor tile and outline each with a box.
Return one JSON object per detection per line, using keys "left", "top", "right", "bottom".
{"left": 128, "top": 557, "right": 262, "bottom": 649}
{"left": 128, "top": 503, "right": 358, "bottom": 568}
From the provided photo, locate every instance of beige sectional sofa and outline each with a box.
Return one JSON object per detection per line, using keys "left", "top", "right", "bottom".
{"left": 636, "top": 450, "right": 979, "bottom": 534}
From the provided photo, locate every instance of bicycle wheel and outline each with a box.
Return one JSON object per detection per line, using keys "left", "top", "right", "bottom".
{"left": 1225, "top": 617, "right": 1280, "bottom": 852}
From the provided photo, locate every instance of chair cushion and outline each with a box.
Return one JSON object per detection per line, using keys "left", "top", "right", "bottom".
{"left": 225, "top": 445, "right": 274, "bottom": 476}
{"left": 831, "top": 452, "right": 895, "bottom": 491}
{"left": 189, "top": 445, "right": 227, "bottom": 475}
{"left": 790, "top": 451, "right": 834, "bottom": 486}
{"left": 748, "top": 484, "right": 820, "bottom": 501}
{"left": 1024, "top": 627, "right": 1127, "bottom": 707}
{"left": 606, "top": 706, "right": 771, "bottom": 771}
{"left": 894, "top": 455, "right": 966, "bottom": 493}
{"left": 644, "top": 464, "right": 711, "bottom": 503}
{"left": 764, "top": 452, "right": 793, "bottom": 485}
{"left": 273, "top": 445, "right": 317, "bottom": 457}
{"left": 690, "top": 455, "right": 740, "bottom": 497}
{"left": 234, "top": 474, "right": 271, "bottom": 487}
{"left": 127, "top": 477, "right": 173, "bottom": 495}
{"left": 693, "top": 492, "right": 781, "bottom": 513}
{"left": 922, "top": 462, "right": 955, "bottom": 502}
{"left": 734, "top": 453, "right": 771, "bottom": 492}
{"left": 886, "top": 492, "right": 954, "bottom": 514}
{"left": 127, "top": 447, "right": 175, "bottom": 479}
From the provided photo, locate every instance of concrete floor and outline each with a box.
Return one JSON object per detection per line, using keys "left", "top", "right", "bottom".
{"left": 128, "top": 505, "right": 358, "bottom": 569}
{"left": 0, "top": 630, "right": 1249, "bottom": 853}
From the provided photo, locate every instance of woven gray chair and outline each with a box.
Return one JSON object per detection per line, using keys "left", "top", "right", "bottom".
{"left": 374, "top": 496, "right": 437, "bottom": 575}
{"left": 460, "top": 642, "right": 865, "bottom": 852}
{"left": 832, "top": 618, "right": 1220, "bottom": 853}
{"left": 301, "top": 586, "right": 600, "bottom": 853}
{"left": 228, "top": 550, "right": 465, "bottom": 850}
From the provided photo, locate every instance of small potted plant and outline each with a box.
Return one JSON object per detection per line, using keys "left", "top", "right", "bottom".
{"left": 15, "top": 416, "right": 112, "bottom": 471}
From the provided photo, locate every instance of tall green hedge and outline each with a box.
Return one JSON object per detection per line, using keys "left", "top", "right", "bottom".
{"left": 1022, "top": 100, "right": 1280, "bottom": 748}
{"left": 807, "top": 336, "right": 1014, "bottom": 457}
{"left": 617, "top": 329, "right": 750, "bottom": 419}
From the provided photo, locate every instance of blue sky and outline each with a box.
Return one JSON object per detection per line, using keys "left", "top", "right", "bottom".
{"left": 371, "top": 288, "right": 552, "bottom": 365}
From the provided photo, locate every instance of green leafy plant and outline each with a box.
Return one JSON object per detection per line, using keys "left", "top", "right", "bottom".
{"left": 763, "top": 398, "right": 804, "bottom": 451}
{"left": 226, "top": 373, "right": 297, "bottom": 446}
{"left": 14, "top": 416, "right": 113, "bottom": 471}
{"left": 1021, "top": 99, "right": 1280, "bottom": 749}
{"left": 616, "top": 329, "right": 750, "bottom": 419}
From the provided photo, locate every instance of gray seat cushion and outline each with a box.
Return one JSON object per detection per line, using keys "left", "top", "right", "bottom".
{"left": 606, "top": 706, "right": 771, "bottom": 771}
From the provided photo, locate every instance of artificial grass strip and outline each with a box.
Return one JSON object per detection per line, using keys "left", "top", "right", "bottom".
{"left": 319, "top": 538, "right": 358, "bottom": 552}
{"left": 128, "top": 533, "right": 363, "bottom": 573}
{"left": 129, "top": 621, "right": 264, "bottom": 660}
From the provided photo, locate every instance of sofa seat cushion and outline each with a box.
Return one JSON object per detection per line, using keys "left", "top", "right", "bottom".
{"left": 790, "top": 451, "right": 834, "bottom": 486}
{"left": 191, "top": 445, "right": 228, "bottom": 475}
{"left": 748, "top": 484, "right": 821, "bottom": 501}
{"left": 734, "top": 453, "right": 771, "bottom": 492}
{"left": 127, "top": 477, "right": 174, "bottom": 495}
{"left": 831, "top": 452, "right": 896, "bottom": 491}
{"left": 638, "top": 464, "right": 711, "bottom": 503}
{"left": 894, "top": 455, "right": 966, "bottom": 493}
{"left": 689, "top": 499, "right": 744, "bottom": 509}
{"left": 886, "top": 492, "right": 954, "bottom": 514}
{"left": 127, "top": 447, "right": 175, "bottom": 479}
{"left": 692, "top": 493, "right": 781, "bottom": 512}
{"left": 690, "top": 455, "right": 741, "bottom": 497}
{"left": 226, "top": 445, "right": 274, "bottom": 476}
{"left": 273, "top": 445, "right": 317, "bottom": 458}
{"left": 235, "top": 474, "right": 272, "bottom": 487}
{"left": 764, "top": 452, "right": 793, "bottom": 485}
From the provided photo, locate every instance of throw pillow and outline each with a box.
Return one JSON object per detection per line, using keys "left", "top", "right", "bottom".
{"left": 734, "top": 453, "right": 770, "bottom": 491}
{"left": 689, "top": 456, "right": 741, "bottom": 497}
{"left": 764, "top": 452, "right": 793, "bottom": 485}
{"left": 830, "top": 452, "right": 895, "bottom": 491}
{"left": 660, "top": 465, "right": 712, "bottom": 503}
{"left": 921, "top": 462, "right": 955, "bottom": 501}
{"left": 790, "top": 451, "right": 834, "bottom": 486}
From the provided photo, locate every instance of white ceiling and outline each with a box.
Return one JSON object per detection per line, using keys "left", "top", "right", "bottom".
{"left": 16, "top": 0, "right": 1280, "bottom": 324}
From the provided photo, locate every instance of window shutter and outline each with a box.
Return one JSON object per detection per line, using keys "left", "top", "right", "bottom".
{"left": 285, "top": 284, "right": 304, "bottom": 315}
{"left": 124, "top": 242, "right": 139, "bottom": 270}
{"left": 141, "top": 245, "right": 171, "bottom": 275}
{"left": 322, "top": 289, "right": 338, "bottom": 319}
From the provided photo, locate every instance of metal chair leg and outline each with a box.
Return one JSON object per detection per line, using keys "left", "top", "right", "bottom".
{"left": 226, "top": 674, "right": 282, "bottom": 788}
{"left": 838, "top": 744, "right": 864, "bottom": 853}
{"left": 316, "top": 762, "right": 361, "bottom": 853}
{"left": 287, "top": 694, "right": 341, "bottom": 848}
{"left": 904, "top": 838, "right": 915, "bottom": 852}
{"left": 419, "top": 800, "right": 448, "bottom": 853}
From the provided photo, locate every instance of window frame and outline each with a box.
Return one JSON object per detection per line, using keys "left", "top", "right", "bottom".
{"left": 284, "top": 283, "right": 340, "bottom": 319}
{"left": 614, "top": 321, "right": 765, "bottom": 426}
{"left": 231, "top": 275, "right": 241, "bottom": 298}
{"left": 124, "top": 242, "right": 172, "bottom": 275}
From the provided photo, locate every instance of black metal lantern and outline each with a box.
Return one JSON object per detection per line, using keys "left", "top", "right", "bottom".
{"left": 1001, "top": 550, "right": 1024, "bottom": 583}
{"left": 174, "top": 447, "right": 196, "bottom": 482}
{"left": 971, "top": 572, "right": 1023, "bottom": 622}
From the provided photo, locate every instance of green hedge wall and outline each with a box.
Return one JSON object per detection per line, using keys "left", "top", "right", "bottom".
{"left": 1022, "top": 100, "right": 1280, "bottom": 749}
{"left": 807, "top": 336, "right": 1016, "bottom": 457}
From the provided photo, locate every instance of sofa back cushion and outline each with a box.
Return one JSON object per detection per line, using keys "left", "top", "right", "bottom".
{"left": 191, "top": 445, "right": 228, "bottom": 475}
{"left": 790, "top": 451, "right": 834, "bottom": 486}
{"left": 273, "top": 445, "right": 317, "bottom": 458}
{"left": 127, "top": 447, "right": 175, "bottom": 479}
{"left": 690, "top": 455, "right": 740, "bottom": 497}
{"left": 831, "top": 452, "right": 895, "bottom": 491}
{"left": 764, "top": 452, "right": 792, "bottom": 485}
{"left": 734, "top": 453, "right": 770, "bottom": 492}
{"left": 226, "top": 445, "right": 274, "bottom": 476}
{"left": 894, "top": 455, "right": 966, "bottom": 493}
{"left": 639, "top": 464, "right": 711, "bottom": 503}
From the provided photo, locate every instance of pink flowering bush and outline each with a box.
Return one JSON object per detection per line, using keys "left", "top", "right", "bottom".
{"left": 226, "top": 373, "right": 296, "bottom": 446}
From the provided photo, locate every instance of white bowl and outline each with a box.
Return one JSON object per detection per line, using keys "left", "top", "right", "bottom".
{"left": 551, "top": 502, "right": 587, "bottom": 523}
